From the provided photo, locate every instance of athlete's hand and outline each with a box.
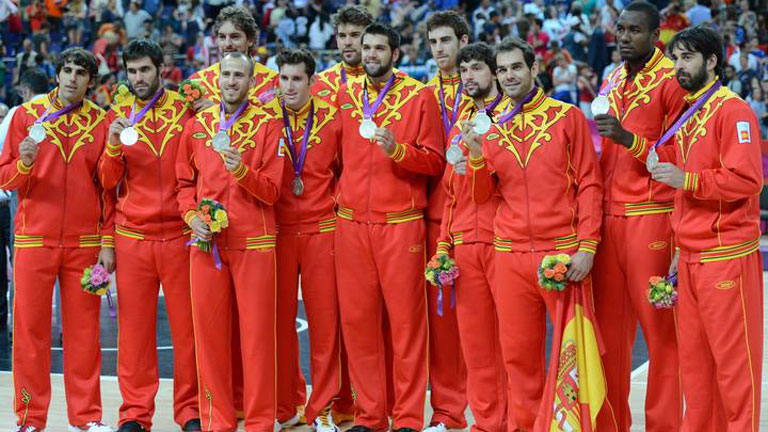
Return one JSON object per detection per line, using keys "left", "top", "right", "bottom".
{"left": 190, "top": 216, "right": 213, "bottom": 242}
{"left": 594, "top": 114, "right": 633, "bottom": 148}
{"left": 108, "top": 117, "right": 130, "bottom": 146}
{"left": 651, "top": 163, "right": 685, "bottom": 189}
{"left": 453, "top": 156, "right": 468, "bottom": 175}
{"left": 460, "top": 121, "right": 483, "bottom": 159}
{"left": 97, "top": 247, "right": 116, "bottom": 273}
{"left": 220, "top": 147, "right": 243, "bottom": 173}
{"left": 567, "top": 251, "right": 594, "bottom": 282}
{"left": 668, "top": 249, "right": 679, "bottom": 277}
{"left": 374, "top": 127, "right": 396, "bottom": 157}
{"left": 193, "top": 98, "right": 215, "bottom": 113}
{"left": 19, "top": 136, "right": 39, "bottom": 167}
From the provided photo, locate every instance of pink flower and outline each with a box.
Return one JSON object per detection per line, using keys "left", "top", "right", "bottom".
{"left": 90, "top": 265, "right": 111, "bottom": 286}
{"left": 438, "top": 272, "right": 452, "bottom": 285}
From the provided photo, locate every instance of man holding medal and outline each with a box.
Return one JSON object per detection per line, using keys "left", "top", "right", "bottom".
{"left": 466, "top": 37, "right": 602, "bottom": 430}
{"left": 423, "top": 12, "right": 471, "bottom": 431}
{"left": 261, "top": 49, "right": 344, "bottom": 432}
{"left": 99, "top": 39, "right": 200, "bottom": 432}
{"left": 176, "top": 52, "right": 284, "bottom": 432}
{"left": 188, "top": 6, "right": 278, "bottom": 110}
{"left": 433, "top": 41, "right": 509, "bottom": 432}
{"left": 650, "top": 26, "right": 763, "bottom": 431}
{"left": 0, "top": 48, "right": 115, "bottom": 432}
{"left": 590, "top": 3, "right": 689, "bottom": 430}
{"left": 334, "top": 23, "right": 444, "bottom": 432}
{"left": 312, "top": 5, "right": 374, "bottom": 103}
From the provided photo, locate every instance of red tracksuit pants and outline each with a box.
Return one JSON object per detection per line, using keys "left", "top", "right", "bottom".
{"left": 593, "top": 214, "right": 682, "bottom": 431}
{"left": 453, "top": 243, "right": 507, "bottom": 432}
{"left": 494, "top": 249, "right": 589, "bottom": 431}
{"left": 276, "top": 230, "right": 342, "bottom": 423}
{"left": 190, "top": 246, "right": 276, "bottom": 432}
{"left": 335, "top": 218, "right": 428, "bottom": 431}
{"left": 678, "top": 250, "right": 763, "bottom": 432}
{"left": 426, "top": 220, "right": 468, "bottom": 429}
{"left": 12, "top": 246, "right": 103, "bottom": 429}
{"left": 115, "top": 235, "right": 198, "bottom": 429}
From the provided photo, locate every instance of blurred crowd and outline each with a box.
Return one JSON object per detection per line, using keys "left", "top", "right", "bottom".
{"left": 0, "top": 0, "right": 765, "bottom": 137}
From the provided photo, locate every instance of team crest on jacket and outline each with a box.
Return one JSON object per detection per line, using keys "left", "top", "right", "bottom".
{"left": 737, "top": 121, "right": 751, "bottom": 144}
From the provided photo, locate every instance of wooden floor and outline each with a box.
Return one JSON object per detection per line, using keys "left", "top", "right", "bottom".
{"left": 2, "top": 288, "right": 767, "bottom": 431}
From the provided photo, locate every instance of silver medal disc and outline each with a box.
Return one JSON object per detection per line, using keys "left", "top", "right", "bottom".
{"left": 359, "top": 119, "right": 377, "bottom": 139}
{"left": 29, "top": 124, "right": 46, "bottom": 143}
{"left": 473, "top": 113, "right": 492, "bottom": 135}
{"left": 120, "top": 126, "right": 139, "bottom": 146}
{"left": 291, "top": 177, "right": 305, "bottom": 196}
{"left": 646, "top": 148, "right": 659, "bottom": 172}
{"left": 446, "top": 144, "right": 464, "bottom": 165}
{"left": 212, "top": 131, "right": 231, "bottom": 151}
{"left": 591, "top": 95, "right": 611, "bottom": 116}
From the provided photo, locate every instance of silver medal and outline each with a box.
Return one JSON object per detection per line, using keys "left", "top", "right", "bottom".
{"left": 591, "top": 95, "right": 611, "bottom": 116}
{"left": 446, "top": 144, "right": 464, "bottom": 165}
{"left": 212, "top": 131, "right": 231, "bottom": 151}
{"left": 359, "top": 119, "right": 377, "bottom": 139}
{"left": 646, "top": 148, "right": 659, "bottom": 172}
{"left": 291, "top": 177, "right": 305, "bottom": 196}
{"left": 472, "top": 113, "right": 492, "bottom": 135}
{"left": 29, "top": 124, "right": 46, "bottom": 143}
{"left": 120, "top": 126, "right": 139, "bottom": 146}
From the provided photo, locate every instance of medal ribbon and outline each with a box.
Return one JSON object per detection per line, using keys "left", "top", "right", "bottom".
{"left": 219, "top": 100, "right": 249, "bottom": 134}
{"left": 599, "top": 62, "right": 626, "bottom": 96}
{"left": 35, "top": 96, "right": 82, "bottom": 125}
{"left": 479, "top": 92, "right": 503, "bottom": 114}
{"left": 652, "top": 81, "right": 722, "bottom": 150}
{"left": 340, "top": 66, "right": 347, "bottom": 84}
{"left": 497, "top": 86, "right": 539, "bottom": 125}
{"left": 362, "top": 74, "right": 396, "bottom": 120}
{"left": 438, "top": 74, "right": 464, "bottom": 136}
{"left": 281, "top": 99, "right": 315, "bottom": 180}
{"left": 129, "top": 89, "right": 164, "bottom": 126}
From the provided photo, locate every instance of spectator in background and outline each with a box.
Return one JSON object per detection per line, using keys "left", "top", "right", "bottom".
{"left": 159, "top": 23, "right": 183, "bottom": 54}
{"left": 552, "top": 53, "right": 576, "bottom": 103}
{"left": 684, "top": 0, "right": 711, "bottom": 26}
{"left": 602, "top": 48, "right": 621, "bottom": 81}
{"left": 161, "top": 52, "right": 183, "bottom": 87}
{"left": 724, "top": 64, "right": 744, "bottom": 95}
{"left": 124, "top": 0, "right": 151, "bottom": 40}
{"left": 737, "top": 0, "right": 757, "bottom": 38}
{"left": 25, "top": 0, "right": 46, "bottom": 33}
{"left": 309, "top": 12, "right": 334, "bottom": 50}
{"left": 577, "top": 62, "right": 597, "bottom": 118}
{"left": 729, "top": 42, "right": 759, "bottom": 72}
{"left": 44, "top": 0, "right": 67, "bottom": 36}
{"left": 63, "top": 0, "right": 87, "bottom": 46}
{"left": 188, "top": 32, "right": 210, "bottom": 68}
{"left": 562, "top": 18, "right": 589, "bottom": 63}
{"left": 747, "top": 79, "right": 767, "bottom": 138}
{"left": 13, "top": 39, "right": 40, "bottom": 86}
{"left": 527, "top": 18, "right": 550, "bottom": 57}
{"left": 600, "top": 0, "right": 619, "bottom": 49}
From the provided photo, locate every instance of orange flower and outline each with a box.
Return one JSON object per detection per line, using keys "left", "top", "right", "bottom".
{"left": 649, "top": 276, "right": 663, "bottom": 286}
{"left": 554, "top": 273, "right": 565, "bottom": 282}
{"left": 191, "top": 89, "right": 201, "bottom": 99}
{"left": 554, "top": 263, "right": 567, "bottom": 274}
{"left": 203, "top": 214, "right": 212, "bottom": 224}
{"left": 544, "top": 268, "right": 555, "bottom": 278}
{"left": 183, "top": 84, "right": 192, "bottom": 92}
{"left": 201, "top": 205, "right": 210, "bottom": 213}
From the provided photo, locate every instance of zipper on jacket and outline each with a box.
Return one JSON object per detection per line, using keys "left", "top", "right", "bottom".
{"left": 520, "top": 115, "right": 535, "bottom": 251}
{"left": 60, "top": 119, "right": 70, "bottom": 247}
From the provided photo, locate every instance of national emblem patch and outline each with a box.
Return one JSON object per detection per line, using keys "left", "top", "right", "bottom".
{"left": 737, "top": 121, "right": 751, "bottom": 144}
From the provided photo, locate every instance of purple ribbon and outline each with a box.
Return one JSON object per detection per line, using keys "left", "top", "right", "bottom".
{"left": 480, "top": 92, "right": 504, "bottom": 115}
{"left": 599, "top": 62, "right": 626, "bottom": 96}
{"left": 497, "top": 86, "right": 539, "bottom": 125}
{"left": 35, "top": 96, "right": 82, "bottom": 125}
{"left": 186, "top": 238, "right": 222, "bottom": 270}
{"left": 652, "top": 81, "right": 722, "bottom": 150}
{"left": 436, "top": 281, "right": 457, "bottom": 317}
{"left": 219, "top": 100, "right": 249, "bottom": 133}
{"left": 362, "top": 74, "right": 397, "bottom": 120}
{"left": 667, "top": 272, "right": 678, "bottom": 287}
{"left": 129, "top": 89, "right": 164, "bottom": 126}
{"left": 281, "top": 99, "right": 315, "bottom": 180}
{"left": 340, "top": 66, "right": 347, "bottom": 84}
{"left": 439, "top": 75, "right": 464, "bottom": 137}
{"left": 106, "top": 288, "right": 116, "bottom": 318}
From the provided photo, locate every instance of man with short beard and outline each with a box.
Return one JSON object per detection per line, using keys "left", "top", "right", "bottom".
{"left": 590, "top": 3, "right": 688, "bottom": 430}
{"left": 422, "top": 12, "right": 470, "bottom": 432}
{"left": 312, "top": 5, "right": 373, "bottom": 104}
{"left": 334, "top": 23, "right": 444, "bottom": 432}
{"left": 0, "top": 47, "right": 115, "bottom": 432}
{"left": 650, "top": 25, "right": 763, "bottom": 431}
{"left": 466, "top": 37, "right": 602, "bottom": 431}
{"left": 433, "top": 42, "right": 509, "bottom": 432}
{"left": 176, "top": 52, "right": 284, "bottom": 431}
{"left": 188, "top": 6, "right": 278, "bottom": 110}
{"left": 99, "top": 39, "right": 200, "bottom": 432}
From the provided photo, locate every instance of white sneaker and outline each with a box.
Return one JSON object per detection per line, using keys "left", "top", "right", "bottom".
{"left": 15, "top": 426, "right": 42, "bottom": 432}
{"left": 313, "top": 411, "right": 340, "bottom": 432}
{"left": 280, "top": 405, "right": 306, "bottom": 428}
{"left": 68, "top": 422, "right": 114, "bottom": 432}
{"left": 423, "top": 423, "right": 448, "bottom": 432}
{"left": 274, "top": 420, "right": 282, "bottom": 432}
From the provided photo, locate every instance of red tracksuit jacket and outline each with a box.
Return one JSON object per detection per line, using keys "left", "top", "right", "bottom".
{"left": 261, "top": 96, "right": 341, "bottom": 233}
{"left": 470, "top": 88, "right": 603, "bottom": 253}
{"left": 600, "top": 47, "right": 688, "bottom": 216}
{"left": 176, "top": 101, "right": 284, "bottom": 249}
{"left": 335, "top": 71, "right": 445, "bottom": 224}
{"left": 311, "top": 62, "right": 365, "bottom": 104}
{"left": 0, "top": 89, "right": 114, "bottom": 248}
{"left": 100, "top": 90, "right": 193, "bottom": 241}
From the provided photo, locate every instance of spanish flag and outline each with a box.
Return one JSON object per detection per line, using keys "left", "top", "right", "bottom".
{"left": 535, "top": 281, "right": 606, "bottom": 432}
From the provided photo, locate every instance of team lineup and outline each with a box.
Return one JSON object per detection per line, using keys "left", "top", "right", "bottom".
{"left": 1, "top": 3, "right": 764, "bottom": 432}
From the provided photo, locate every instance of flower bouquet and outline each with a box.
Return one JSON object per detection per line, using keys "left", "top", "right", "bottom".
{"left": 190, "top": 199, "right": 228, "bottom": 252}
{"left": 178, "top": 79, "right": 205, "bottom": 106}
{"left": 538, "top": 253, "right": 571, "bottom": 291}
{"left": 425, "top": 254, "right": 459, "bottom": 316}
{"left": 81, "top": 264, "right": 111, "bottom": 296}
{"left": 648, "top": 274, "right": 678, "bottom": 309}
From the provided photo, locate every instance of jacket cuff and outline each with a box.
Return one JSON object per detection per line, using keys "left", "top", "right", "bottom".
{"left": 391, "top": 142, "right": 407, "bottom": 162}
{"left": 627, "top": 134, "right": 647, "bottom": 159}
{"left": 17, "top": 159, "right": 33, "bottom": 175}
{"left": 232, "top": 162, "right": 248, "bottom": 181}
{"left": 105, "top": 142, "right": 123, "bottom": 158}
{"left": 101, "top": 235, "right": 115, "bottom": 248}
{"left": 184, "top": 210, "right": 198, "bottom": 227}
{"left": 436, "top": 241, "right": 452, "bottom": 255}
{"left": 684, "top": 172, "right": 698, "bottom": 193}
{"left": 578, "top": 239, "right": 598, "bottom": 254}
{"left": 468, "top": 154, "right": 486, "bottom": 170}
